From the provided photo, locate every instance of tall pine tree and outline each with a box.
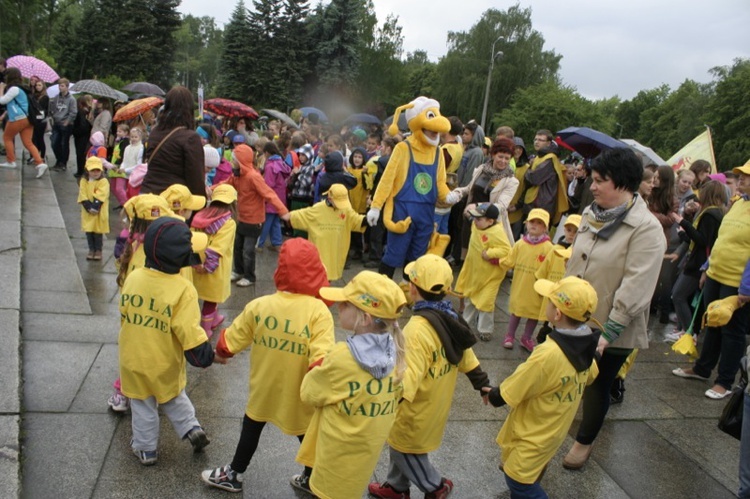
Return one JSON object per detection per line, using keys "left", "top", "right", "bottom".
{"left": 216, "top": 0, "right": 253, "bottom": 101}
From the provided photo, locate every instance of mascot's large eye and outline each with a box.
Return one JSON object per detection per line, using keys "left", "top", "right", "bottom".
{"left": 426, "top": 111, "right": 436, "bottom": 119}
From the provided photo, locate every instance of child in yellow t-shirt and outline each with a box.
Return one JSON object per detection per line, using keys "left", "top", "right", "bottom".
{"left": 188, "top": 183, "right": 237, "bottom": 338}
{"left": 201, "top": 238, "right": 334, "bottom": 494}
{"left": 77, "top": 157, "right": 110, "bottom": 261}
{"left": 347, "top": 147, "right": 369, "bottom": 262}
{"left": 535, "top": 214, "right": 581, "bottom": 343}
{"left": 283, "top": 183, "right": 366, "bottom": 281}
{"left": 483, "top": 276, "right": 599, "bottom": 497}
{"left": 293, "top": 271, "right": 407, "bottom": 498}
{"left": 119, "top": 217, "right": 221, "bottom": 466}
{"left": 500, "top": 208, "right": 553, "bottom": 352}
{"left": 455, "top": 203, "right": 512, "bottom": 342}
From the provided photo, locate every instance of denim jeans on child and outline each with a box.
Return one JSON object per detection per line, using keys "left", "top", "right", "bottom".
{"left": 504, "top": 473, "right": 548, "bottom": 499}
{"left": 257, "top": 213, "right": 282, "bottom": 248}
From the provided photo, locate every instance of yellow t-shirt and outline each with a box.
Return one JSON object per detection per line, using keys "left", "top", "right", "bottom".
{"left": 121, "top": 239, "right": 193, "bottom": 287}
{"left": 442, "top": 142, "right": 464, "bottom": 174}
{"left": 501, "top": 238, "right": 553, "bottom": 319}
{"left": 497, "top": 337, "right": 598, "bottom": 484}
{"left": 455, "top": 222, "right": 511, "bottom": 312}
{"left": 223, "top": 291, "right": 335, "bottom": 435}
{"left": 290, "top": 201, "right": 365, "bottom": 281}
{"left": 77, "top": 177, "right": 110, "bottom": 234}
{"left": 191, "top": 218, "right": 236, "bottom": 304}
{"left": 119, "top": 268, "right": 207, "bottom": 403}
{"left": 346, "top": 167, "right": 369, "bottom": 214}
{"left": 296, "top": 341, "right": 402, "bottom": 499}
{"left": 388, "top": 316, "right": 480, "bottom": 454}
{"left": 707, "top": 198, "right": 750, "bottom": 287}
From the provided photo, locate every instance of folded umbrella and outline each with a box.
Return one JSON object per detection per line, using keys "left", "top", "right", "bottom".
{"left": 556, "top": 126, "right": 629, "bottom": 159}
{"left": 113, "top": 97, "right": 164, "bottom": 122}
{"left": 205, "top": 98, "right": 259, "bottom": 120}
{"left": 6, "top": 55, "right": 59, "bottom": 83}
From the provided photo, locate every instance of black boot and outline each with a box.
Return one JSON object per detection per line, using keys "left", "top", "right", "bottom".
{"left": 378, "top": 262, "right": 395, "bottom": 278}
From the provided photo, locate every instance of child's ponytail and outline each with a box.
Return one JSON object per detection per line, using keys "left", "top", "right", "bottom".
{"left": 389, "top": 320, "right": 407, "bottom": 384}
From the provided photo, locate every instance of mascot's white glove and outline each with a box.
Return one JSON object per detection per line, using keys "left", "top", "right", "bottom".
{"left": 366, "top": 207, "right": 381, "bottom": 227}
{"left": 445, "top": 190, "right": 462, "bottom": 205}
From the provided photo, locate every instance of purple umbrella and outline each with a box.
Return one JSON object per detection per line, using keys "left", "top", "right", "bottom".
{"left": 6, "top": 55, "right": 59, "bottom": 83}
{"left": 555, "top": 126, "right": 628, "bottom": 159}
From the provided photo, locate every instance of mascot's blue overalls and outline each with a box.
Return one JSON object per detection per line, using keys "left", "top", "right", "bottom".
{"left": 382, "top": 142, "right": 438, "bottom": 269}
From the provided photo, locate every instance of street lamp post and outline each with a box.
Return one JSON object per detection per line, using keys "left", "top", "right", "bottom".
{"left": 481, "top": 35, "right": 504, "bottom": 131}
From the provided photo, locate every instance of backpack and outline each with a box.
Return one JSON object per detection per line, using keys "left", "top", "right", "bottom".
{"left": 15, "top": 87, "right": 44, "bottom": 127}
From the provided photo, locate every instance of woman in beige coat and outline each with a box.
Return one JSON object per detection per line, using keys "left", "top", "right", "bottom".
{"left": 561, "top": 148, "right": 666, "bottom": 470}
{"left": 452, "top": 137, "right": 519, "bottom": 247}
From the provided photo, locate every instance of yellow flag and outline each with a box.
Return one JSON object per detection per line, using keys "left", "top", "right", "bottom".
{"left": 666, "top": 129, "right": 717, "bottom": 173}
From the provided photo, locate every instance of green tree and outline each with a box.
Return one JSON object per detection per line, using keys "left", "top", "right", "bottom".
{"left": 175, "top": 15, "right": 223, "bottom": 93}
{"left": 401, "top": 50, "right": 438, "bottom": 102}
{"left": 358, "top": 13, "right": 406, "bottom": 111}
{"left": 216, "top": 0, "right": 252, "bottom": 101}
{"left": 434, "top": 4, "right": 561, "bottom": 127}
{"left": 614, "top": 85, "right": 670, "bottom": 142}
{"left": 707, "top": 58, "right": 750, "bottom": 169}
{"left": 312, "top": 0, "right": 367, "bottom": 94}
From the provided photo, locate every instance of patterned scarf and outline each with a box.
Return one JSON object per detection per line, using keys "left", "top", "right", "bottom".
{"left": 479, "top": 160, "right": 514, "bottom": 192}
{"left": 587, "top": 195, "right": 636, "bottom": 231}
{"left": 413, "top": 299, "right": 458, "bottom": 320}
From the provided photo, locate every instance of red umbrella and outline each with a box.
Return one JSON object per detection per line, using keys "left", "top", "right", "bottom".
{"left": 113, "top": 97, "right": 163, "bottom": 122}
{"left": 204, "top": 98, "right": 258, "bottom": 120}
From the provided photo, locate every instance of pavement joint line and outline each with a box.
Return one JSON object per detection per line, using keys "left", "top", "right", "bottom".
{"left": 66, "top": 343, "right": 105, "bottom": 413}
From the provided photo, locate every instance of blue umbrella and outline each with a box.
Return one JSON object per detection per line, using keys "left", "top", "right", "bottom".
{"left": 299, "top": 106, "right": 328, "bottom": 123}
{"left": 344, "top": 113, "right": 381, "bottom": 125}
{"left": 556, "top": 126, "right": 628, "bottom": 158}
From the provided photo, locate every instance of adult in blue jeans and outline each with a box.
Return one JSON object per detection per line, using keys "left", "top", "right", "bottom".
{"left": 673, "top": 163, "right": 750, "bottom": 399}
{"left": 48, "top": 78, "right": 77, "bottom": 171}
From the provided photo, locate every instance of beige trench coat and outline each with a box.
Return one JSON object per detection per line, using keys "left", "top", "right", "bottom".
{"left": 565, "top": 195, "right": 666, "bottom": 349}
{"left": 454, "top": 166, "right": 519, "bottom": 245}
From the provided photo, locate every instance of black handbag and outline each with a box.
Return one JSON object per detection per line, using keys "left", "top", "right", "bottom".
{"left": 718, "top": 362, "right": 747, "bottom": 440}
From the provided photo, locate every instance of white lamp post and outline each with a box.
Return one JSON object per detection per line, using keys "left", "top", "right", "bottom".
{"left": 481, "top": 35, "right": 504, "bottom": 132}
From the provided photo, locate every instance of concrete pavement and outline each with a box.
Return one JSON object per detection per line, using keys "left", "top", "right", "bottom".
{"left": 10, "top": 154, "right": 745, "bottom": 498}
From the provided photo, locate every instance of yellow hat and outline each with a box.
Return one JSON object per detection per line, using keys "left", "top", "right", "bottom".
{"left": 534, "top": 276, "right": 598, "bottom": 323}
{"left": 85, "top": 157, "right": 104, "bottom": 171}
{"left": 211, "top": 183, "right": 238, "bottom": 204}
{"left": 554, "top": 246, "right": 573, "bottom": 260}
{"left": 319, "top": 271, "right": 406, "bottom": 319}
{"left": 160, "top": 184, "right": 206, "bottom": 212}
{"left": 564, "top": 214, "right": 582, "bottom": 228}
{"left": 527, "top": 208, "right": 550, "bottom": 228}
{"left": 123, "top": 194, "right": 178, "bottom": 221}
{"left": 324, "top": 184, "right": 352, "bottom": 210}
{"left": 703, "top": 295, "right": 742, "bottom": 328}
{"left": 732, "top": 159, "right": 750, "bottom": 176}
{"left": 404, "top": 254, "right": 453, "bottom": 294}
{"left": 190, "top": 231, "right": 208, "bottom": 254}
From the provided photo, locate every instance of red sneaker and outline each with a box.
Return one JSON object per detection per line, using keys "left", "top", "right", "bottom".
{"left": 210, "top": 313, "right": 225, "bottom": 329}
{"left": 520, "top": 337, "right": 536, "bottom": 353}
{"left": 425, "top": 478, "right": 454, "bottom": 499}
{"left": 367, "top": 481, "right": 411, "bottom": 498}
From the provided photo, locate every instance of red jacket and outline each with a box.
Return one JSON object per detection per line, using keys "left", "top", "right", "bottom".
{"left": 224, "top": 144, "right": 288, "bottom": 224}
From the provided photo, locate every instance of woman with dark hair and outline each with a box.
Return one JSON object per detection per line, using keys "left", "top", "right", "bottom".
{"left": 140, "top": 86, "right": 205, "bottom": 196}
{"left": 649, "top": 165, "right": 680, "bottom": 323}
{"left": 30, "top": 79, "right": 49, "bottom": 164}
{"left": 91, "top": 98, "right": 112, "bottom": 142}
{"left": 451, "top": 137, "right": 519, "bottom": 244}
{"left": 72, "top": 95, "right": 94, "bottom": 178}
{"left": 689, "top": 159, "right": 711, "bottom": 191}
{"left": 561, "top": 148, "right": 665, "bottom": 470}
{"left": 0, "top": 67, "right": 48, "bottom": 177}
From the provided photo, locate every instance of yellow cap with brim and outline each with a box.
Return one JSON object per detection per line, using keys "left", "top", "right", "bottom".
{"left": 160, "top": 184, "right": 206, "bottom": 212}
{"left": 527, "top": 208, "right": 550, "bottom": 228}
{"left": 732, "top": 159, "right": 750, "bottom": 176}
{"left": 534, "top": 276, "right": 598, "bottom": 323}
{"left": 123, "top": 194, "right": 178, "bottom": 221}
{"left": 324, "top": 184, "right": 352, "bottom": 211}
{"left": 85, "top": 157, "right": 104, "bottom": 171}
{"left": 564, "top": 214, "right": 582, "bottom": 228}
{"left": 211, "top": 183, "right": 238, "bottom": 204}
{"left": 319, "top": 270, "right": 406, "bottom": 319}
{"left": 404, "top": 254, "right": 453, "bottom": 294}
{"left": 703, "top": 295, "right": 742, "bottom": 328}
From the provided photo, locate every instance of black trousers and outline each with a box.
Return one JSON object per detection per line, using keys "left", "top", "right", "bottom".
{"left": 230, "top": 415, "right": 311, "bottom": 476}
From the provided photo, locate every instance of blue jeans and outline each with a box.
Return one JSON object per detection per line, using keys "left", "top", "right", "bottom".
{"left": 257, "top": 213, "right": 282, "bottom": 248}
{"left": 50, "top": 123, "right": 73, "bottom": 166}
{"left": 505, "top": 473, "right": 548, "bottom": 499}
{"left": 740, "top": 391, "right": 750, "bottom": 498}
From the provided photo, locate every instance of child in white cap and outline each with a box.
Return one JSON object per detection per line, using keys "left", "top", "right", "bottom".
{"left": 483, "top": 276, "right": 600, "bottom": 498}
{"left": 293, "top": 270, "right": 407, "bottom": 498}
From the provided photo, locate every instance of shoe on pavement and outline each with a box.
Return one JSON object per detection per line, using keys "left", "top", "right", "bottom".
{"left": 235, "top": 278, "right": 254, "bottom": 287}
{"left": 425, "top": 478, "right": 454, "bottom": 499}
{"left": 35, "top": 163, "right": 48, "bottom": 178}
{"left": 289, "top": 473, "right": 313, "bottom": 494}
{"left": 705, "top": 387, "right": 732, "bottom": 400}
{"left": 211, "top": 313, "right": 225, "bottom": 329}
{"left": 503, "top": 335, "right": 514, "bottom": 349}
{"left": 368, "top": 481, "right": 411, "bottom": 498}
{"left": 671, "top": 367, "right": 710, "bottom": 381}
{"left": 664, "top": 330, "right": 684, "bottom": 343}
{"left": 230, "top": 271, "right": 241, "bottom": 282}
{"left": 133, "top": 448, "right": 158, "bottom": 466}
{"left": 0, "top": 161, "right": 16, "bottom": 168}
{"left": 86, "top": 251, "right": 94, "bottom": 260}
{"left": 562, "top": 442, "right": 593, "bottom": 470}
{"left": 185, "top": 426, "right": 210, "bottom": 452}
{"left": 520, "top": 337, "right": 536, "bottom": 353}
{"left": 201, "top": 464, "right": 243, "bottom": 492}
{"left": 107, "top": 391, "right": 130, "bottom": 412}
{"left": 610, "top": 377, "right": 625, "bottom": 405}
{"left": 93, "top": 251, "right": 102, "bottom": 261}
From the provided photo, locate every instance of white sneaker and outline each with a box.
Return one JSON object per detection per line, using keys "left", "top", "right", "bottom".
{"left": 0, "top": 161, "right": 17, "bottom": 168}
{"left": 107, "top": 391, "right": 130, "bottom": 412}
{"left": 230, "top": 271, "right": 241, "bottom": 282}
{"left": 35, "top": 163, "right": 48, "bottom": 178}
{"left": 664, "top": 331, "right": 684, "bottom": 343}
{"left": 235, "top": 278, "right": 254, "bottom": 287}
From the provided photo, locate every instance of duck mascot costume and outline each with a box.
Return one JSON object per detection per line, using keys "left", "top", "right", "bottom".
{"left": 367, "top": 96, "right": 459, "bottom": 278}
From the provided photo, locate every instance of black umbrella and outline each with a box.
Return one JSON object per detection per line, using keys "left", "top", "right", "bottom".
{"left": 262, "top": 109, "right": 298, "bottom": 128}
{"left": 123, "top": 81, "right": 166, "bottom": 96}
{"left": 383, "top": 114, "right": 408, "bottom": 132}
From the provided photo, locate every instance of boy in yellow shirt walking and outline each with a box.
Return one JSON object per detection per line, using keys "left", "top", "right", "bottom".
{"left": 483, "top": 276, "right": 600, "bottom": 498}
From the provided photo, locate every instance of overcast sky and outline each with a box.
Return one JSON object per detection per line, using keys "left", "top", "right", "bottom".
{"left": 179, "top": 0, "right": 750, "bottom": 100}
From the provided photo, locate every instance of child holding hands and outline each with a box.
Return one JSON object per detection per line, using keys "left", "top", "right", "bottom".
{"left": 294, "top": 271, "right": 407, "bottom": 498}
{"left": 455, "top": 203, "right": 512, "bottom": 342}
{"left": 483, "top": 276, "right": 600, "bottom": 498}
{"left": 77, "top": 157, "right": 110, "bottom": 261}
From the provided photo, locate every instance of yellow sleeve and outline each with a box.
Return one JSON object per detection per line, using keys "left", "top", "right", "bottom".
{"left": 307, "top": 306, "right": 335, "bottom": 364}
{"left": 371, "top": 143, "right": 409, "bottom": 210}
{"left": 347, "top": 209, "right": 366, "bottom": 233}
{"left": 499, "top": 352, "right": 547, "bottom": 408}
{"left": 223, "top": 300, "right": 259, "bottom": 354}
{"left": 92, "top": 179, "right": 110, "bottom": 202}
{"left": 206, "top": 220, "right": 235, "bottom": 258}
{"left": 401, "top": 323, "right": 432, "bottom": 402}
{"left": 457, "top": 347, "right": 480, "bottom": 374}
{"left": 436, "top": 151, "right": 449, "bottom": 203}
{"left": 290, "top": 203, "right": 321, "bottom": 231}
{"left": 498, "top": 242, "right": 519, "bottom": 271}
{"left": 77, "top": 181, "right": 89, "bottom": 203}
{"left": 171, "top": 282, "right": 208, "bottom": 351}
{"left": 300, "top": 347, "right": 348, "bottom": 407}
{"left": 484, "top": 227, "right": 512, "bottom": 260}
